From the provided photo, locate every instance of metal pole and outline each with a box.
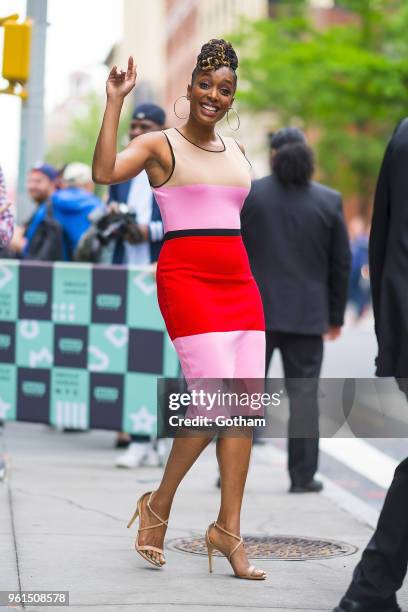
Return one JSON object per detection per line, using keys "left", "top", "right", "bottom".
{"left": 16, "top": 0, "right": 48, "bottom": 223}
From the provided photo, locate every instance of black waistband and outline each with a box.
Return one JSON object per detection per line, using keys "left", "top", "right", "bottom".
{"left": 163, "top": 229, "right": 241, "bottom": 241}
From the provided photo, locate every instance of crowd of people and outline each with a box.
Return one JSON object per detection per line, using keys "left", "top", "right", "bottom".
{"left": 0, "top": 102, "right": 167, "bottom": 266}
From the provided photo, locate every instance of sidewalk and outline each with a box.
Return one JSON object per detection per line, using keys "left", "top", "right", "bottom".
{"left": 1, "top": 422, "right": 407, "bottom": 612}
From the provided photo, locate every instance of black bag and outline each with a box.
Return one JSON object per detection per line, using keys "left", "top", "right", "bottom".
{"left": 25, "top": 201, "right": 65, "bottom": 261}
{"left": 74, "top": 224, "right": 102, "bottom": 263}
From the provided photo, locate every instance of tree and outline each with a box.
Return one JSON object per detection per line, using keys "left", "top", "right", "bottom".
{"left": 231, "top": 0, "right": 408, "bottom": 216}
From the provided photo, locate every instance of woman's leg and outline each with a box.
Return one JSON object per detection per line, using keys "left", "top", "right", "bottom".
{"left": 210, "top": 430, "right": 264, "bottom": 576}
{"left": 216, "top": 431, "right": 252, "bottom": 532}
{"left": 137, "top": 432, "right": 214, "bottom": 564}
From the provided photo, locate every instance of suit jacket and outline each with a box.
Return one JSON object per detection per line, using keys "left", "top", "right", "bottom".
{"left": 369, "top": 118, "right": 408, "bottom": 377}
{"left": 108, "top": 179, "right": 163, "bottom": 263}
{"left": 241, "top": 174, "right": 351, "bottom": 335}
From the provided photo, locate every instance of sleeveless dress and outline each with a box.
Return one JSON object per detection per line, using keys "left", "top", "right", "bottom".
{"left": 152, "top": 127, "right": 265, "bottom": 381}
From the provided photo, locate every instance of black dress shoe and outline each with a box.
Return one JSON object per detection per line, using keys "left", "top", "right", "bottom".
{"left": 333, "top": 596, "right": 401, "bottom": 612}
{"left": 289, "top": 478, "right": 324, "bottom": 493}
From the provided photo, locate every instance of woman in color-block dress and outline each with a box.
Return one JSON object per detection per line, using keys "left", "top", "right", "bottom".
{"left": 93, "top": 39, "right": 266, "bottom": 580}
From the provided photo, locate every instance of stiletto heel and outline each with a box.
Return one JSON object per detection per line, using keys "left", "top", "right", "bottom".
{"left": 127, "top": 491, "right": 169, "bottom": 568}
{"left": 127, "top": 507, "right": 139, "bottom": 529}
{"left": 205, "top": 529, "right": 214, "bottom": 573}
{"left": 205, "top": 521, "right": 266, "bottom": 580}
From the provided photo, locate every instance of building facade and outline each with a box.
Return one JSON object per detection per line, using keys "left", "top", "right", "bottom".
{"left": 105, "top": 0, "right": 167, "bottom": 116}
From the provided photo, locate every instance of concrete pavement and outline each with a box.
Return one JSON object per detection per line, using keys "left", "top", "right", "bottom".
{"left": 1, "top": 421, "right": 407, "bottom": 612}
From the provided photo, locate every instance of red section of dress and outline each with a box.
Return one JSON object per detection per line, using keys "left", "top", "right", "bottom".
{"left": 157, "top": 235, "right": 265, "bottom": 341}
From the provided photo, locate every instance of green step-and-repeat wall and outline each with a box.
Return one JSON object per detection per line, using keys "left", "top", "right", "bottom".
{"left": 0, "top": 260, "right": 179, "bottom": 435}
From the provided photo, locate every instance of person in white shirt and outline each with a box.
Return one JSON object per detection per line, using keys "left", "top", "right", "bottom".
{"left": 107, "top": 103, "right": 166, "bottom": 468}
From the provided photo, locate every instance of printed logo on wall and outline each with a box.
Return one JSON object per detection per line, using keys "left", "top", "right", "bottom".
{"left": 0, "top": 261, "right": 179, "bottom": 434}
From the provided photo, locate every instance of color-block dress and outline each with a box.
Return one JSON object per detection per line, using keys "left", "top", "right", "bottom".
{"left": 152, "top": 127, "right": 265, "bottom": 381}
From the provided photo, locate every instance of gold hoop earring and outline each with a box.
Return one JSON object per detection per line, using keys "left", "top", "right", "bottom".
{"left": 173, "top": 95, "right": 190, "bottom": 119}
{"left": 227, "top": 107, "right": 240, "bottom": 131}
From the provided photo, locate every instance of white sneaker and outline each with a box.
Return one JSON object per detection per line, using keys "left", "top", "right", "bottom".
{"left": 115, "top": 442, "right": 150, "bottom": 468}
{"left": 156, "top": 439, "right": 170, "bottom": 467}
{"left": 142, "top": 443, "right": 161, "bottom": 467}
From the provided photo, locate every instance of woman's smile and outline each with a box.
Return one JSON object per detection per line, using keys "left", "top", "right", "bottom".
{"left": 199, "top": 101, "right": 220, "bottom": 117}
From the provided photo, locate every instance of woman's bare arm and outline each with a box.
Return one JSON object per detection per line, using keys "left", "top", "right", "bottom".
{"left": 92, "top": 57, "right": 163, "bottom": 185}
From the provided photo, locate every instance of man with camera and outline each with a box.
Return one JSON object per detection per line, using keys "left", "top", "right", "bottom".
{"left": 108, "top": 103, "right": 165, "bottom": 267}
{"left": 107, "top": 103, "right": 166, "bottom": 467}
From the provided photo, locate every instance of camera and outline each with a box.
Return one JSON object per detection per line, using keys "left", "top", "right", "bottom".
{"left": 96, "top": 203, "right": 144, "bottom": 245}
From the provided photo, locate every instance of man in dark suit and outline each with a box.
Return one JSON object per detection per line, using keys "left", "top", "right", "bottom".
{"left": 241, "top": 128, "right": 351, "bottom": 493}
{"left": 333, "top": 120, "right": 408, "bottom": 612}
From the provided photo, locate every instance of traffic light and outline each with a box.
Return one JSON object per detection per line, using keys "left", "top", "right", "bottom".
{"left": 0, "top": 14, "right": 32, "bottom": 99}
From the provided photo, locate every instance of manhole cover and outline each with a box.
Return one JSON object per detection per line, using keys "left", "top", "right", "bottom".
{"left": 167, "top": 535, "right": 357, "bottom": 560}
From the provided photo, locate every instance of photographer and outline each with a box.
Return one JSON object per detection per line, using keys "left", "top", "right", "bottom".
{"left": 77, "top": 104, "right": 165, "bottom": 266}
{"left": 77, "top": 203, "right": 146, "bottom": 264}
{"left": 108, "top": 103, "right": 165, "bottom": 267}
{"left": 107, "top": 103, "right": 166, "bottom": 466}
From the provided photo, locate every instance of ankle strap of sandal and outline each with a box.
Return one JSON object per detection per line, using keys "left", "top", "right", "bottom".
{"left": 213, "top": 521, "right": 240, "bottom": 541}
{"left": 213, "top": 521, "right": 243, "bottom": 561}
{"left": 145, "top": 491, "right": 169, "bottom": 528}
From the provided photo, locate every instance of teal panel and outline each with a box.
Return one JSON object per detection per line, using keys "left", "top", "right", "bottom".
{"left": 16, "top": 321, "right": 53, "bottom": 369}
{"left": 123, "top": 373, "right": 158, "bottom": 436}
{"left": 52, "top": 263, "right": 92, "bottom": 325}
{"left": 163, "top": 334, "right": 180, "bottom": 377}
{"left": 0, "top": 364, "right": 16, "bottom": 420}
{"left": 50, "top": 368, "right": 89, "bottom": 429}
{"left": 126, "top": 267, "right": 163, "bottom": 329}
{"left": 88, "top": 324, "right": 128, "bottom": 373}
{"left": 0, "top": 259, "right": 19, "bottom": 321}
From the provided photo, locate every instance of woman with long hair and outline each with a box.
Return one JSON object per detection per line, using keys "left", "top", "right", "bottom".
{"left": 92, "top": 39, "right": 266, "bottom": 580}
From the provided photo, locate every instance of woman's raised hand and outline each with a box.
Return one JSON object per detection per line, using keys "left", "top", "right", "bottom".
{"left": 106, "top": 56, "right": 137, "bottom": 100}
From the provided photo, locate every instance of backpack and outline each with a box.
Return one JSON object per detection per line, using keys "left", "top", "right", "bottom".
{"left": 25, "top": 201, "right": 67, "bottom": 261}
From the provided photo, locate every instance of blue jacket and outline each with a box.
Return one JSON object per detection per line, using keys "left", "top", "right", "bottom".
{"left": 52, "top": 187, "right": 103, "bottom": 260}
{"left": 108, "top": 180, "right": 163, "bottom": 263}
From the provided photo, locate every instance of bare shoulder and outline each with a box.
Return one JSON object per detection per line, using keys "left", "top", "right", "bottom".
{"left": 127, "top": 130, "right": 169, "bottom": 156}
{"left": 128, "top": 130, "right": 174, "bottom": 186}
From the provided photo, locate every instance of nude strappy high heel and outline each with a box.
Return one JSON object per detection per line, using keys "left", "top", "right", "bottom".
{"left": 127, "top": 491, "right": 168, "bottom": 568}
{"left": 205, "top": 521, "right": 266, "bottom": 580}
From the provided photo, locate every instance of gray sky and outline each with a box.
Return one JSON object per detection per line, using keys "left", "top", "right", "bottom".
{"left": 0, "top": 0, "right": 122, "bottom": 189}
